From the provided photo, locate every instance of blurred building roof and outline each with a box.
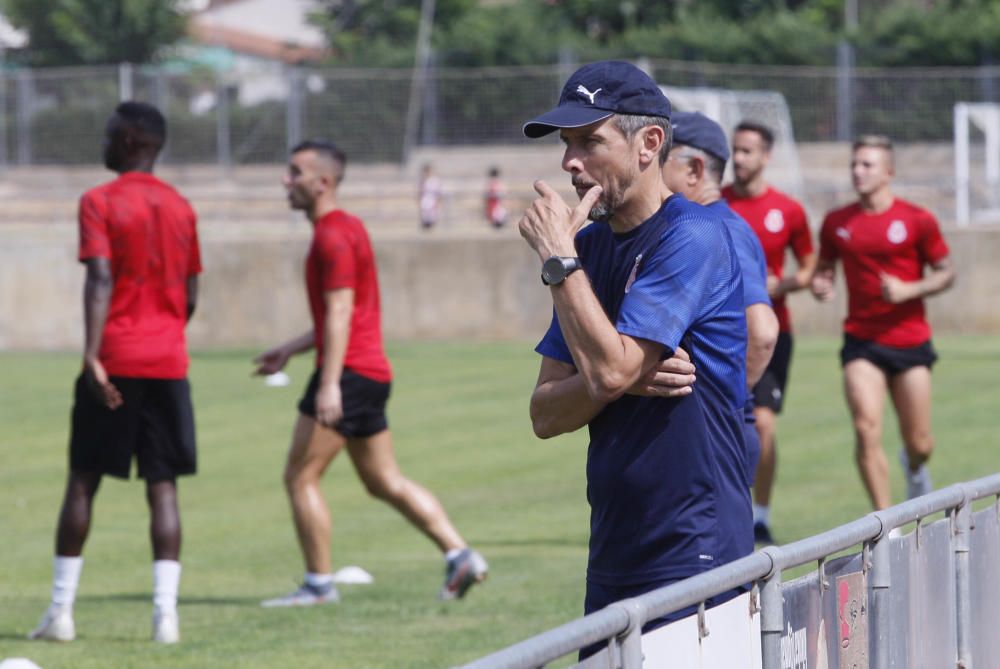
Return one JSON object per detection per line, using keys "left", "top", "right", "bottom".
{"left": 187, "top": 0, "right": 328, "bottom": 64}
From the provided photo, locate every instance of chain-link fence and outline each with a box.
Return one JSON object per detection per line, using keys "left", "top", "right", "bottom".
{"left": 1, "top": 59, "right": 999, "bottom": 169}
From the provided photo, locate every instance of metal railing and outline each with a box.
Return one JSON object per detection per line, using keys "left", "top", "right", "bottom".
{"left": 457, "top": 471, "right": 1000, "bottom": 669}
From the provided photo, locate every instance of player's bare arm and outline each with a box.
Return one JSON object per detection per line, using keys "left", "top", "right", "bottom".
{"left": 186, "top": 275, "right": 198, "bottom": 321}
{"left": 82, "top": 257, "right": 121, "bottom": 409}
{"left": 810, "top": 258, "right": 837, "bottom": 302}
{"left": 880, "top": 256, "right": 956, "bottom": 304}
{"left": 520, "top": 181, "right": 664, "bottom": 401}
{"left": 626, "top": 346, "right": 697, "bottom": 398}
{"left": 746, "top": 303, "right": 779, "bottom": 387}
{"left": 771, "top": 250, "right": 818, "bottom": 299}
{"left": 315, "top": 287, "right": 354, "bottom": 428}
{"left": 530, "top": 356, "right": 607, "bottom": 439}
{"left": 253, "top": 331, "right": 314, "bottom": 375}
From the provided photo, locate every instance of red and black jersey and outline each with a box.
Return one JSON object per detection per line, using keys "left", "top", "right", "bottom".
{"left": 723, "top": 186, "right": 813, "bottom": 333}
{"left": 819, "top": 198, "right": 950, "bottom": 347}
{"left": 306, "top": 209, "right": 392, "bottom": 383}
{"left": 78, "top": 171, "right": 201, "bottom": 379}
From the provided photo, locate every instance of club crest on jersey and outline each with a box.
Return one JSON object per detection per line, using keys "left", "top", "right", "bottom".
{"left": 624, "top": 253, "right": 643, "bottom": 294}
{"left": 836, "top": 227, "right": 851, "bottom": 241}
{"left": 764, "top": 209, "right": 785, "bottom": 233}
{"left": 887, "top": 220, "right": 908, "bottom": 244}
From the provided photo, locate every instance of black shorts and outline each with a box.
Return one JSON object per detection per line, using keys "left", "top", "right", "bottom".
{"left": 752, "top": 331, "right": 793, "bottom": 413}
{"left": 69, "top": 375, "right": 197, "bottom": 481}
{"left": 840, "top": 334, "right": 937, "bottom": 376}
{"left": 297, "top": 368, "right": 391, "bottom": 438}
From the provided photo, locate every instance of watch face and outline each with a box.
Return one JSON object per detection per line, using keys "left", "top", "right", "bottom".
{"left": 542, "top": 256, "right": 566, "bottom": 285}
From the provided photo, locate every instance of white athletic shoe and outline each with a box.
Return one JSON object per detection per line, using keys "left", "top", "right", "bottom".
{"left": 152, "top": 610, "right": 180, "bottom": 644}
{"left": 439, "top": 548, "right": 489, "bottom": 600}
{"left": 28, "top": 606, "right": 75, "bottom": 642}
{"left": 260, "top": 581, "right": 340, "bottom": 608}
{"left": 899, "top": 449, "right": 933, "bottom": 500}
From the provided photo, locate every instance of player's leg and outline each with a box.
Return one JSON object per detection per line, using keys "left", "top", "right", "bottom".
{"left": 843, "top": 359, "right": 891, "bottom": 509}
{"left": 749, "top": 331, "right": 791, "bottom": 543}
{"left": 752, "top": 406, "right": 777, "bottom": 539}
{"left": 138, "top": 377, "right": 197, "bottom": 643}
{"left": 31, "top": 373, "right": 129, "bottom": 642}
{"left": 261, "top": 413, "right": 345, "bottom": 608}
{"left": 29, "top": 470, "right": 102, "bottom": 641}
{"left": 889, "top": 365, "right": 935, "bottom": 498}
{"left": 146, "top": 478, "right": 182, "bottom": 643}
{"left": 348, "top": 429, "right": 464, "bottom": 551}
{"left": 285, "top": 414, "right": 345, "bottom": 573}
{"left": 347, "top": 429, "right": 488, "bottom": 599}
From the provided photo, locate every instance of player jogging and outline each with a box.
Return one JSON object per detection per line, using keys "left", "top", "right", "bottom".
{"left": 812, "top": 134, "right": 955, "bottom": 510}
{"left": 256, "top": 139, "right": 487, "bottom": 607}
{"left": 723, "top": 120, "right": 816, "bottom": 544}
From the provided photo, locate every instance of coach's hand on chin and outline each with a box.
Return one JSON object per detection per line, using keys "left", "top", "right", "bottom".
{"left": 83, "top": 356, "right": 123, "bottom": 410}
{"left": 519, "top": 181, "right": 602, "bottom": 261}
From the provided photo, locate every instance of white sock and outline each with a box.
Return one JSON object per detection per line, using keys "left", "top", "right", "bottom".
{"left": 304, "top": 572, "right": 333, "bottom": 588}
{"left": 51, "top": 556, "right": 84, "bottom": 610}
{"left": 444, "top": 548, "right": 463, "bottom": 562}
{"left": 153, "top": 560, "right": 181, "bottom": 616}
{"left": 753, "top": 505, "right": 770, "bottom": 526}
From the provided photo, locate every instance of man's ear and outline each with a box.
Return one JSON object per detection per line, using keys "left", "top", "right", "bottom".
{"left": 687, "top": 155, "right": 705, "bottom": 184}
{"left": 638, "top": 125, "right": 665, "bottom": 166}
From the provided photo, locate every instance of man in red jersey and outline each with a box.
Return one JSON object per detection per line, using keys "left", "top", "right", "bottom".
{"left": 30, "top": 102, "right": 200, "bottom": 645}
{"left": 256, "top": 140, "right": 487, "bottom": 607}
{"left": 812, "top": 135, "right": 955, "bottom": 511}
{"left": 723, "top": 121, "right": 816, "bottom": 545}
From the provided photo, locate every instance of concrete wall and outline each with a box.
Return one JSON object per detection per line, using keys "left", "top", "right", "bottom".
{"left": 2, "top": 224, "right": 998, "bottom": 351}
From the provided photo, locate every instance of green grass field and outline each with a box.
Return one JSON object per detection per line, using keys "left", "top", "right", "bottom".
{"left": 1, "top": 336, "right": 998, "bottom": 668}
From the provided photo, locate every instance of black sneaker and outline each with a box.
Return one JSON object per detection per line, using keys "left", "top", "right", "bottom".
{"left": 753, "top": 522, "right": 775, "bottom": 546}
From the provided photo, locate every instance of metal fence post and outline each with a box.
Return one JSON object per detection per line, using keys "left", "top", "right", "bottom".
{"left": 286, "top": 66, "right": 303, "bottom": 152}
{"left": 119, "top": 62, "right": 134, "bottom": 102}
{"left": 759, "top": 547, "right": 783, "bottom": 669}
{"left": 154, "top": 66, "right": 170, "bottom": 164}
{"left": 216, "top": 70, "right": 231, "bottom": 172}
{"left": 868, "top": 528, "right": 892, "bottom": 669}
{"left": 954, "top": 494, "right": 973, "bottom": 669}
{"left": 608, "top": 598, "right": 646, "bottom": 668}
{"left": 0, "top": 66, "right": 7, "bottom": 176}
{"left": 15, "top": 68, "right": 32, "bottom": 166}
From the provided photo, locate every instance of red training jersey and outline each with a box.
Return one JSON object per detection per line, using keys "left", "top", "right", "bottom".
{"left": 305, "top": 210, "right": 392, "bottom": 382}
{"left": 78, "top": 171, "right": 201, "bottom": 379}
{"left": 723, "top": 185, "right": 813, "bottom": 332}
{"left": 819, "top": 198, "right": 950, "bottom": 347}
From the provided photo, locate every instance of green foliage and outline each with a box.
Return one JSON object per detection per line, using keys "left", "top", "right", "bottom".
{"left": 600, "top": 7, "right": 836, "bottom": 65}
{"left": 856, "top": 0, "right": 1000, "bottom": 66}
{"left": 2, "top": 0, "right": 187, "bottom": 66}
{"left": 307, "top": 0, "right": 1000, "bottom": 68}
{"left": 312, "top": 0, "right": 476, "bottom": 65}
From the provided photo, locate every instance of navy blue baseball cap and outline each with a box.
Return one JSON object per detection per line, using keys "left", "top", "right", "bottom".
{"left": 523, "top": 60, "right": 672, "bottom": 139}
{"left": 670, "top": 111, "right": 730, "bottom": 163}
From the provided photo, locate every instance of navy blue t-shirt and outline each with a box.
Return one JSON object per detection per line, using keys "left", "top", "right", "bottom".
{"left": 708, "top": 199, "right": 772, "bottom": 486}
{"left": 536, "top": 194, "right": 753, "bottom": 586}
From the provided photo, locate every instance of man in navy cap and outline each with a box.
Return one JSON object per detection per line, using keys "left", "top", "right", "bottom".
{"left": 663, "top": 111, "right": 779, "bottom": 500}
{"left": 518, "top": 61, "right": 753, "bottom": 653}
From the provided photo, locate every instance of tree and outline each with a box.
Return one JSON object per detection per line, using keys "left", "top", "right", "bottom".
{"left": 2, "top": 0, "right": 187, "bottom": 66}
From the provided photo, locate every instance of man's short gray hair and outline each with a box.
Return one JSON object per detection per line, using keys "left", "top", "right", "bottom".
{"left": 612, "top": 114, "right": 673, "bottom": 166}
{"left": 673, "top": 145, "right": 726, "bottom": 185}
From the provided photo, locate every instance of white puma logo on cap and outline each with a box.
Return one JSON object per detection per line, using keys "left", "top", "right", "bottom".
{"left": 576, "top": 85, "right": 602, "bottom": 104}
